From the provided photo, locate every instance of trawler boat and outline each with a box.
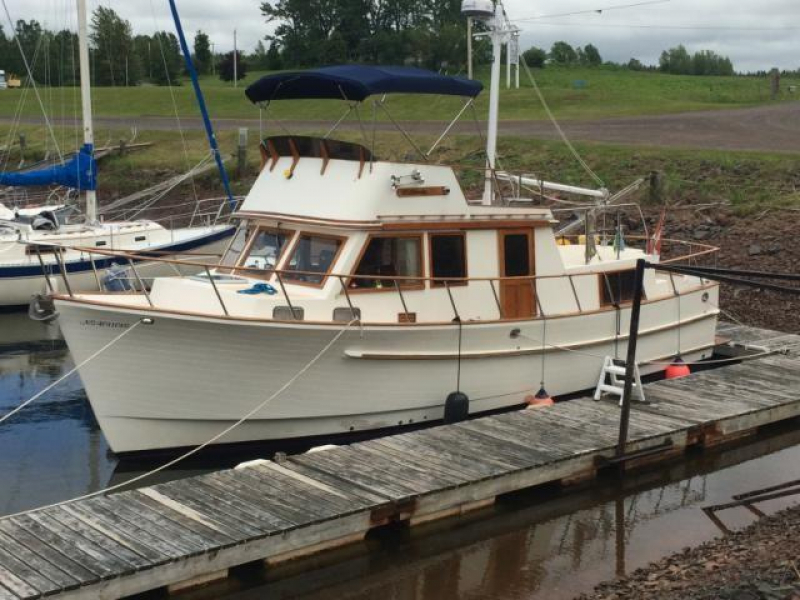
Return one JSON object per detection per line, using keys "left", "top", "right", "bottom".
{"left": 49, "top": 59, "right": 721, "bottom": 455}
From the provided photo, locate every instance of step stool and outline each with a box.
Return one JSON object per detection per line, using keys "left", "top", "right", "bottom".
{"left": 593, "top": 356, "right": 645, "bottom": 406}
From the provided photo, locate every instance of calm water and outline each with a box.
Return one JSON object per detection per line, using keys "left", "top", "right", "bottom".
{"left": 0, "top": 309, "right": 798, "bottom": 599}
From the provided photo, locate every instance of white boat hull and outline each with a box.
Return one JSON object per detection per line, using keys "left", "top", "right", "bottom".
{"left": 55, "top": 286, "right": 719, "bottom": 454}
{"left": 0, "top": 225, "right": 234, "bottom": 307}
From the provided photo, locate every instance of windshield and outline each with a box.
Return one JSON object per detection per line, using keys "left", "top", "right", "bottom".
{"left": 284, "top": 234, "right": 342, "bottom": 285}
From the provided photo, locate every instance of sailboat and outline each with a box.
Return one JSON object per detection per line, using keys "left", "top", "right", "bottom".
{"left": 0, "top": 0, "right": 235, "bottom": 307}
{"left": 49, "top": 0, "right": 720, "bottom": 455}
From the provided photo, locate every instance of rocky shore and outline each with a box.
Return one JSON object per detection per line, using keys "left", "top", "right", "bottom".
{"left": 578, "top": 503, "right": 800, "bottom": 600}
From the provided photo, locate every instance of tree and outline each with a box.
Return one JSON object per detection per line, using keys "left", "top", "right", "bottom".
{"left": 659, "top": 44, "right": 692, "bottom": 75}
{"left": 150, "top": 31, "right": 182, "bottom": 85}
{"left": 266, "top": 41, "right": 283, "bottom": 70}
{"left": 90, "top": 7, "right": 141, "bottom": 86}
{"left": 550, "top": 41, "right": 577, "bottom": 65}
{"left": 250, "top": 40, "right": 268, "bottom": 70}
{"left": 193, "top": 30, "right": 211, "bottom": 75}
{"left": 522, "top": 46, "right": 546, "bottom": 68}
{"left": 627, "top": 58, "right": 645, "bottom": 71}
{"left": 219, "top": 50, "right": 247, "bottom": 82}
{"left": 582, "top": 44, "right": 602, "bottom": 67}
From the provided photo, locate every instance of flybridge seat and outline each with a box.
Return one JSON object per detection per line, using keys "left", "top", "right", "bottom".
{"left": 245, "top": 65, "right": 483, "bottom": 104}
{"left": 260, "top": 136, "right": 374, "bottom": 176}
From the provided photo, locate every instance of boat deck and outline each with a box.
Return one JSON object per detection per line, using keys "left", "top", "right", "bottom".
{"left": 0, "top": 323, "right": 798, "bottom": 600}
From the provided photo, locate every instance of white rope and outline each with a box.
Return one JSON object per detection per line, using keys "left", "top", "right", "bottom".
{"left": 0, "top": 321, "right": 142, "bottom": 426}
{"left": 7, "top": 318, "right": 357, "bottom": 518}
{"left": 519, "top": 53, "right": 605, "bottom": 188}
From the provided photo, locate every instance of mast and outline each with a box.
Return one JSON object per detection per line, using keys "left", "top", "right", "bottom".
{"left": 482, "top": 2, "right": 509, "bottom": 206}
{"left": 76, "top": 0, "right": 97, "bottom": 222}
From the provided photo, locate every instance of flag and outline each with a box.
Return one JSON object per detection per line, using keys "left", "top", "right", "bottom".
{"left": 648, "top": 208, "right": 667, "bottom": 256}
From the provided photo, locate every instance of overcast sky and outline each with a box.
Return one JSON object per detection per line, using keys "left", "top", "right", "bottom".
{"left": 3, "top": 0, "right": 798, "bottom": 72}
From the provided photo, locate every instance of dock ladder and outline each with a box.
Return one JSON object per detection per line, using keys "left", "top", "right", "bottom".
{"left": 594, "top": 356, "right": 646, "bottom": 405}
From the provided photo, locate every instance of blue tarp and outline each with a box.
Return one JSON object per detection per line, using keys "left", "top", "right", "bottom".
{"left": 245, "top": 65, "right": 484, "bottom": 103}
{"left": 0, "top": 143, "right": 97, "bottom": 191}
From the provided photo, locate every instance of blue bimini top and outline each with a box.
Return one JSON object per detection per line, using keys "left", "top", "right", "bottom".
{"left": 245, "top": 65, "right": 484, "bottom": 103}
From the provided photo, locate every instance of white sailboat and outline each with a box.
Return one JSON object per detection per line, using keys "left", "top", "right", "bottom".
{"left": 0, "top": 0, "right": 235, "bottom": 307}
{"left": 50, "top": 1, "right": 720, "bottom": 455}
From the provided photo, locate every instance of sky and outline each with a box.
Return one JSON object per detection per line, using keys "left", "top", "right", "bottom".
{"left": 2, "top": 0, "right": 798, "bottom": 72}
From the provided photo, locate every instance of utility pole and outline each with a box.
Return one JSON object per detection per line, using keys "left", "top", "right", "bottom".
{"left": 211, "top": 42, "right": 216, "bottom": 76}
{"left": 233, "top": 29, "right": 238, "bottom": 88}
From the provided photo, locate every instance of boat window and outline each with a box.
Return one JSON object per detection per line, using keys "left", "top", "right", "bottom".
{"left": 600, "top": 270, "right": 639, "bottom": 306}
{"left": 240, "top": 229, "right": 291, "bottom": 272}
{"left": 350, "top": 235, "right": 423, "bottom": 290}
{"left": 220, "top": 225, "right": 251, "bottom": 267}
{"left": 284, "top": 234, "right": 343, "bottom": 285}
{"left": 430, "top": 233, "right": 467, "bottom": 286}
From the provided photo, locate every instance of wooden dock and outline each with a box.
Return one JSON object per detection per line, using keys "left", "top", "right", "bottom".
{"left": 0, "top": 323, "right": 798, "bottom": 600}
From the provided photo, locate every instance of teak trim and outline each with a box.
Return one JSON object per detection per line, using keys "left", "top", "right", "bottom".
{"left": 598, "top": 268, "right": 647, "bottom": 308}
{"left": 320, "top": 140, "right": 331, "bottom": 176}
{"left": 282, "top": 232, "right": 349, "bottom": 288}
{"left": 234, "top": 226, "right": 295, "bottom": 279}
{"left": 497, "top": 228, "right": 537, "bottom": 319}
{"left": 429, "top": 232, "right": 468, "bottom": 288}
{"left": 267, "top": 139, "right": 280, "bottom": 172}
{"left": 396, "top": 186, "right": 451, "bottom": 198}
{"left": 346, "top": 233, "right": 426, "bottom": 294}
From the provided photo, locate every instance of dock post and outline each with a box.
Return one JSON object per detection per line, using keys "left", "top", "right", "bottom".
{"left": 616, "top": 258, "right": 646, "bottom": 459}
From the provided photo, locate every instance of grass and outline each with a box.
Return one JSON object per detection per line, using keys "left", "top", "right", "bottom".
{"left": 0, "top": 66, "right": 799, "bottom": 124}
{"left": 2, "top": 126, "right": 798, "bottom": 215}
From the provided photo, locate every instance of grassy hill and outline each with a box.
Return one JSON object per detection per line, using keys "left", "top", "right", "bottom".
{"left": 0, "top": 66, "right": 798, "bottom": 123}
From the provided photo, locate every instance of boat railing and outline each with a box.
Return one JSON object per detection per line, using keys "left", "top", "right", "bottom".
{"left": 29, "top": 237, "right": 720, "bottom": 323}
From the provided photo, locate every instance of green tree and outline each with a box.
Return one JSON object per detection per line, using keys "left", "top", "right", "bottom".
{"left": 90, "top": 7, "right": 141, "bottom": 86}
{"left": 582, "top": 43, "right": 602, "bottom": 67}
{"left": 522, "top": 46, "right": 547, "bottom": 68}
{"left": 550, "top": 41, "right": 577, "bottom": 65}
{"left": 250, "top": 40, "right": 269, "bottom": 70}
{"left": 659, "top": 44, "right": 692, "bottom": 75}
{"left": 266, "top": 41, "right": 283, "bottom": 70}
{"left": 219, "top": 50, "right": 247, "bottom": 82}
{"left": 133, "top": 35, "right": 154, "bottom": 82}
{"left": 150, "top": 31, "right": 182, "bottom": 85}
{"left": 193, "top": 30, "right": 211, "bottom": 75}
{"left": 627, "top": 58, "right": 644, "bottom": 71}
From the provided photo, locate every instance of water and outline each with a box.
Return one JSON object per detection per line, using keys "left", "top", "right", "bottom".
{"left": 0, "top": 310, "right": 798, "bottom": 598}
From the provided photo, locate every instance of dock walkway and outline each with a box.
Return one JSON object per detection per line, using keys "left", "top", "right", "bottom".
{"left": 0, "top": 324, "right": 798, "bottom": 599}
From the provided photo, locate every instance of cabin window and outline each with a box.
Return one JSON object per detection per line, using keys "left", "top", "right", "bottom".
{"left": 284, "top": 234, "right": 343, "bottom": 285}
{"left": 220, "top": 225, "right": 250, "bottom": 267}
{"left": 350, "top": 235, "right": 423, "bottom": 290}
{"left": 430, "top": 233, "right": 467, "bottom": 286}
{"left": 240, "top": 229, "right": 291, "bottom": 272}
{"left": 600, "top": 270, "right": 640, "bottom": 306}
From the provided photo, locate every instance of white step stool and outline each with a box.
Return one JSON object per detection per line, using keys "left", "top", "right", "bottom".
{"left": 594, "top": 356, "right": 645, "bottom": 405}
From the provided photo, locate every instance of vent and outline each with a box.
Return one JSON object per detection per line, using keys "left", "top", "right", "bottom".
{"left": 333, "top": 307, "right": 361, "bottom": 323}
{"left": 272, "top": 306, "right": 304, "bottom": 321}
{"left": 95, "top": 241, "right": 107, "bottom": 247}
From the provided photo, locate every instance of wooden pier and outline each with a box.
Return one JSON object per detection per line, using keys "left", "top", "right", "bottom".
{"left": 0, "top": 324, "right": 798, "bottom": 600}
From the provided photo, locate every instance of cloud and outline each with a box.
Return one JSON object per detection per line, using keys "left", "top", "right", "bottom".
{"left": 3, "top": 0, "right": 798, "bottom": 72}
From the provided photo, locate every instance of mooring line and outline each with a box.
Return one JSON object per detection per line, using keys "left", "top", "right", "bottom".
{"left": 0, "top": 320, "right": 143, "bottom": 426}
{"left": 3, "top": 318, "right": 357, "bottom": 519}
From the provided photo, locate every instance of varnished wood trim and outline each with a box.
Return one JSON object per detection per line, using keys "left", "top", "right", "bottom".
{"left": 235, "top": 211, "right": 382, "bottom": 231}
{"left": 267, "top": 139, "right": 279, "bottom": 172}
{"left": 396, "top": 186, "right": 451, "bottom": 198}
{"left": 382, "top": 219, "right": 550, "bottom": 232}
{"left": 358, "top": 147, "right": 366, "bottom": 179}
{"left": 258, "top": 143, "right": 268, "bottom": 172}
{"left": 346, "top": 233, "right": 426, "bottom": 294}
{"left": 52, "top": 282, "right": 719, "bottom": 328}
{"left": 597, "top": 267, "right": 647, "bottom": 308}
{"left": 282, "top": 231, "right": 349, "bottom": 289}
{"left": 233, "top": 226, "right": 295, "bottom": 280}
{"left": 320, "top": 140, "right": 330, "bottom": 175}
{"left": 498, "top": 228, "right": 536, "bottom": 319}
{"left": 288, "top": 138, "right": 300, "bottom": 178}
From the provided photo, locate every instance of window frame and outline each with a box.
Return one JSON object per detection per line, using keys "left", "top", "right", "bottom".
{"left": 234, "top": 226, "right": 295, "bottom": 279}
{"left": 598, "top": 268, "right": 646, "bottom": 307}
{"left": 347, "top": 233, "right": 426, "bottom": 293}
{"left": 281, "top": 231, "right": 348, "bottom": 288}
{"left": 428, "top": 231, "right": 468, "bottom": 288}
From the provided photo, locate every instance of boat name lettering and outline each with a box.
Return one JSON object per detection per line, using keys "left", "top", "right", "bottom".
{"left": 80, "top": 319, "right": 131, "bottom": 330}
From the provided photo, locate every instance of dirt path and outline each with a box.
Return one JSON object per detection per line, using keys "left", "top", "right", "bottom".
{"left": 5, "top": 102, "right": 799, "bottom": 154}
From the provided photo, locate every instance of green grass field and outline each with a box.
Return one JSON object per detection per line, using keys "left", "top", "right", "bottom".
{"left": 1, "top": 66, "right": 798, "bottom": 123}
{"left": 3, "top": 126, "right": 797, "bottom": 214}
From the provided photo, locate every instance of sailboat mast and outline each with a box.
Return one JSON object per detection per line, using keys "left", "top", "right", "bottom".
{"left": 76, "top": 0, "right": 97, "bottom": 222}
{"left": 482, "top": 2, "right": 508, "bottom": 206}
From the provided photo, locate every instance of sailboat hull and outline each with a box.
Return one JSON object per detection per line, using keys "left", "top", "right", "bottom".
{"left": 0, "top": 225, "right": 234, "bottom": 307}
{"left": 55, "top": 285, "right": 719, "bottom": 455}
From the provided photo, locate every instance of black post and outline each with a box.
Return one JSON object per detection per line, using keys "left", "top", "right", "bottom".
{"left": 616, "top": 258, "right": 647, "bottom": 458}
